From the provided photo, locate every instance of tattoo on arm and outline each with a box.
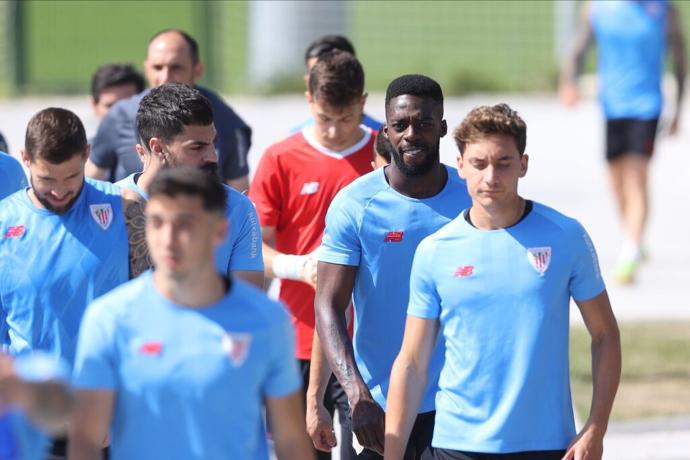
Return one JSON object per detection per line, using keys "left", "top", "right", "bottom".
{"left": 123, "top": 198, "right": 151, "bottom": 279}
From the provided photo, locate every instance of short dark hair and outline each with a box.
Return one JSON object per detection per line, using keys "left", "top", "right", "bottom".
{"left": 24, "top": 108, "right": 87, "bottom": 164}
{"left": 136, "top": 83, "right": 214, "bottom": 148}
{"left": 385, "top": 74, "right": 444, "bottom": 108}
{"left": 374, "top": 131, "right": 393, "bottom": 163}
{"left": 304, "top": 35, "right": 356, "bottom": 65}
{"left": 148, "top": 166, "right": 226, "bottom": 214}
{"left": 91, "top": 63, "right": 145, "bottom": 102}
{"left": 308, "top": 50, "right": 364, "bottom": 107}
{"left": 454, "top": 103, "right": 527, "bottom": 155}
{"left": 148, "top": 29, "right": 200, "bottom": 64}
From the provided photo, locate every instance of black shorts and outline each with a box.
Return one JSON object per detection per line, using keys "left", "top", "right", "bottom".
{"left": 358, "top": 411, "right": 435, "bottom": 460}
{"left": 434, "top": 448, "right": 565, "bottom": 460}
{"left": 606, "top": 118, "right": 659, "bottom": 162}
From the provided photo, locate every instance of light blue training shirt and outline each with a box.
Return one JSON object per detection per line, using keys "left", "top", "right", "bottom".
{"left": 409, "top": 202, "right": 606, "bottom": 453}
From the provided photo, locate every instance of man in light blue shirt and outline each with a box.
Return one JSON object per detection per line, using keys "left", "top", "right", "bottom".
{"left": 560, "top": 1, "right": 687, "bottom": 283}
{"left": 0, "top": 152, "right": 27, "bottom": 200}
{"left": 115, "top": 83, "right": 263, "bottom": 288}
{"left": 309, "top": 75, "right": 470, "bottom": 459}
{"left": 69, "top": 167, "right": 313, "bottom": 460}
{"left": 385, "top": 104, "right": 621, "bottom": 460}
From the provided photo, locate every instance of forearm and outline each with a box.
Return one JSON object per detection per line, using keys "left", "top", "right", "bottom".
{"left": 384, "top": 355, "right": 428, "bottom": 460}
{"left": 23, "top": 381, "right": 73, "bottom": 434}
{"left": 306, "top": 332, "right": 332, "bottom": 406}
{"left": 67, "top": 436, "right": 103, "bottom": 460}
{"left": 274, "top": 435, "right": 316, "bottom": 460}
{"left": 315, "top": 302, "right": 368, "bottom": 403}
{"left": 586, "top": 329, "right": 622, "bottom": 432}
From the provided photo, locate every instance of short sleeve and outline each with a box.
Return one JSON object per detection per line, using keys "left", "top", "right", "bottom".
{"left": 318, "top": 191, "right": 361, "bottom": 267}
{"left": 72, "top": 303, "right": 118, "bottom": 389}
{"left": 248, "top": 150, "right": 283, "bottom": 228}
{"left": 407, "top": 238, "right": 442, "bottom": 319}
{"left": 89, "top": 110, "right": 119, "bottom": 170}
{"left": 569, "top": 223, "right": 606, "bottom": 302}
{"left": 228, "top": 192, "right": 264, "bottom": 272}
{"left": 263, "top": 309, "right": 301, "bottom": 397}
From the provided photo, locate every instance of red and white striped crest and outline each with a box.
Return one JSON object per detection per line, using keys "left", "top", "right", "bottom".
{"left": 527, "top": 247, "right": 551, "bottom": 275}
{"left": 89, "top": 204, "right": 113, "bottom": 230}
{"left": 221, "top": 332, "right": 252, "bottom": 367}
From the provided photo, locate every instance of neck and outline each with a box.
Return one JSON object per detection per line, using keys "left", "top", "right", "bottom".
{"left": 137, "top": 160, "right": 163, "bottom": 193}
{"left": 153, "top": 265, "right": 225, "bottom": 308}
{"left": 469, "top": 196, "right": 526, "bottom": 230}
{"left": 385, "top": 162, "right": 447, "bottom": 199}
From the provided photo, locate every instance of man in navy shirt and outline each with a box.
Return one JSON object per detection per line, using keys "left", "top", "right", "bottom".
{"left": 86, "top": 29, "right": 252, "bottom": 192}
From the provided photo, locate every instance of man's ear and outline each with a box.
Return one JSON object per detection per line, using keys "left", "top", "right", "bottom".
{"left": 519, "top": 153, "right": 529, "bottom": 178}
{"left": 440, "top": 120, "right": 448, "bottom": 138}
{"left": 20, "top": 149, "right": 31, "bottom": 167}
{"left": 148, "top": 138, "right": 165, "bottom": 160}
{"left": 193, "top": 61, "right": 204, "bottom": 81}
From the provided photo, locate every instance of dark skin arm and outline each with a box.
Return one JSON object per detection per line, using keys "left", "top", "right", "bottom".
{"left": 121, "top": 191, "right": 152, "bottom": 279}
{"left": 314, "top": 261, "right": 385, "bottom": 454}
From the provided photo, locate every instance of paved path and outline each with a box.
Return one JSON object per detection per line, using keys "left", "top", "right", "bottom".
{"left": 1, "top": 93, "right": 688, "bottom": 459}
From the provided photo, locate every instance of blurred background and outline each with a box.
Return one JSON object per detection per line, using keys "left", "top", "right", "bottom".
{"left": 0, "top": 0, "right": 677, "bottom": 96}
{"left": 0, "top": 1, "right": 689, "bottom": 459}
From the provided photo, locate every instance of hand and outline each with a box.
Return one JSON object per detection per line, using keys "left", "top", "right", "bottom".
{"left": 351, "top": 396, "right": 385, "bottom": 455}
{"left": 299, "top": 256, "right": 318, "bottom": 289}
{"left": 306, "top": 398, "right": 336, "bottom": 452}
{"left": 559, "top": 82, "right": 580, "bottom": 108}
{"left": 562, "top": 423, "right": 604, "bottom": 460}
{"left": 0, "top": 354, "right": 22, "bottom": 411}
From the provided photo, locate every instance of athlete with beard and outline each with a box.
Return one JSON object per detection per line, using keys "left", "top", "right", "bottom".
{"left": 116, "top": 83, "right": 263, "bottom": 287}
{"left": 307, "top": 75, "right": 470, "bottom": 459}
{"left": 0, "top": 108, "right": 149, "bottom": 458}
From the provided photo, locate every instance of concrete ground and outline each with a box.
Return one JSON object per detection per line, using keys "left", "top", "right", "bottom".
{"left": 1, "top": 93, "right": 688, "bottom": 459}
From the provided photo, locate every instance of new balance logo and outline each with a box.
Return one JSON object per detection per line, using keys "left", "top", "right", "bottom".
{"left": 383, "top": 231, "right": 404, "bottom": 243}
{"left": 300, "top": 182, "right": 320, "bottom": 195}
{"left": 454, "top": 265, "right": 474, "bottom": 277}
{"left": 5, "top": 225, "right": 25, "bottom": 238}
{"left": 139, "top": 341, "right": 163, "bottom": 355}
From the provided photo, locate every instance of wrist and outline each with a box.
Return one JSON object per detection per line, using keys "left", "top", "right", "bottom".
{"left": 272, "top": 253, "right": 308, "bottom": 280}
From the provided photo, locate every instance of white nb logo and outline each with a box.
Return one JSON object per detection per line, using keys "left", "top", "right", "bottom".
{"left": 300, "top": 182, "right": 320, "bottom": 195}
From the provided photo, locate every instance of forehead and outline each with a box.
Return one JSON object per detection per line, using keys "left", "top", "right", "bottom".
{"left": 146, "top": 193, "right": 205, "bottom": 216}
{"left": 170, "top": 123, "right": 216, "bottom": 143}
{"left": 386, "top": 95, "right": 441, "bottom": 119}
{"left": 29, "top": 154, "right": 84, "bottom": 176}
{"left": 147, "top": 33, "right": 193, "bottom": 63}
{"left": 463, "top": 133, "right": 520, "bottom": 158}
{"left": 98, "top": 83, "right": 139, "bottom": 102}
{"left": 311, "top": 99, "right": 360, "bottom": 117}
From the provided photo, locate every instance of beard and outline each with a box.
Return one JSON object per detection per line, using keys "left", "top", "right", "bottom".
{"left": 198, "top": 161, "right": 219, "bottom": 176}
{"left": 390, "top": 142, "right": 440, "bottom": 177}
{"left": 30, "top": 177, "right": 83, "bottom": 214}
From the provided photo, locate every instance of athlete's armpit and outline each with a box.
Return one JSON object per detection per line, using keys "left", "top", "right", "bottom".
{"left": 122, "top": 194, "right": 151, "bottom": 279}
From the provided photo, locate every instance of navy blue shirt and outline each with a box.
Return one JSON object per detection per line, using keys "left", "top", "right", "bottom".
{"left": 90, "top": 86, "right": 252, "bottom": 182}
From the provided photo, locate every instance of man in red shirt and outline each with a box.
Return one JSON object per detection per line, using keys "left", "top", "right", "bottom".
{"left": 249, "top": 50, "right": 374, "bottom": 460}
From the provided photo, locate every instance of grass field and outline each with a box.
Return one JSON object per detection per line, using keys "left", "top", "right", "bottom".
{"left": 570, "top": 322, "right": 690, "bottom": 421}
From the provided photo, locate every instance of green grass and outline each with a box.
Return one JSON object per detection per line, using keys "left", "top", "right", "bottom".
{"left": 570, "top": 322, "right": 690, "bottom": 421}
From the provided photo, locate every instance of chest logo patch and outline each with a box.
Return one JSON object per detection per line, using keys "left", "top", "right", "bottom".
{"left": 222, "top": 332, "right": 252, "bottom": 367}
{"left": 300, "top": 182, "right": 320, "bottom": 195}
{"left": 5, "top": 225, "right": 25, "bottom": 239}
{"left": 90, "top": 204, "right": 113, "bottom": 230}
{"left": 527, "top": 247, "right": 551, "bottom": 275}
{"left": 383, "top": 231, "right": 404, "bottom": 243}
{"left": 454, "top": 265, "right": 474, "bottom": 278}
{"left": 139, "top": 341, "right": 163, "bottom": 356}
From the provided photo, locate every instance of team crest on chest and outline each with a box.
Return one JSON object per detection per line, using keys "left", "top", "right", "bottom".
{"left": 221, "top": 332, "right": 252, "bottom": 367}
{"left": 89, "top": 204, "right": 113, "bottom": 230}
{"left": 527, "top": 247, "right": 551, "bottom": 275}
